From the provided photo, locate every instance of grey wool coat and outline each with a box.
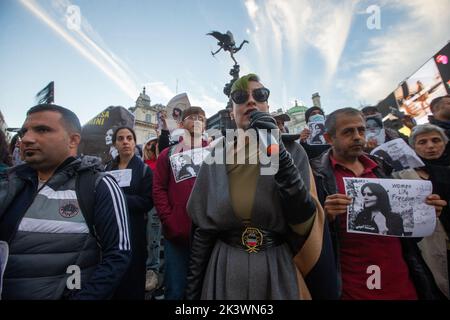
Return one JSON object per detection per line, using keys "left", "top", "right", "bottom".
{"left": 186, "top": 137, "right": 312, "bottom": 300}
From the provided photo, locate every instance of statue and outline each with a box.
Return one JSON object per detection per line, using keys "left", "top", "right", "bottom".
{"left": 207, "top": 30, "right": 249, "bottom": 65}
{"left": 207, "top": 30, "right": 249, "bottom": 131}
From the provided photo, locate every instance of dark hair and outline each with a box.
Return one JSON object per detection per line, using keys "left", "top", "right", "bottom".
{"left": 430, "top": 94, "right": 450, "bottom": 113}
{"left": 361, "top": 183, "right": 392, "bottom": 215}
{"left": 173, "top": 107, "right": 182, "bottom": 118}
{"left": 373, "top": 149, "right": 393, "bottom": 163}
{"left": 26, "top": 104, "right": 81, "bottom": 134}
{"left": 325, "top": 107, "right": 363, "bottom": 137}
{"left": 9, "top": 133, "right": 20, "bottom": 155}
{"left": 181, "top": 106, "right": 206, "bottom": 121}
{"left": 0, "top": 130, "right": 13, "bottom": 167}
{"left": 361, "top": 106, "right": 379, "bottom": 116}
{"left": 365, "top": 116, "right": 383, "bottom": 129}
{"left": 305, "top": 106, "right": 324, "bottom": 123}
{"left": 112, "top": 126, "right": 136, "bottom": 144}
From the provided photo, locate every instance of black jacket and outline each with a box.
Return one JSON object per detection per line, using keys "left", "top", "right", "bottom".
{"left": 354, "top": 209, "right": 405, "bottom": 236}
{"left": 0, "top": 157, "right": 131, "bottom": 299}
{"left": 105, "top": 154, "right": 153, "bottom": 299}
{"left": 310, "top": 149, "right": 445, "bottom": 300}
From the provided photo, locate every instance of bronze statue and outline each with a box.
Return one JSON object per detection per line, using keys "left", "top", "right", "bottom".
{"left": 207, "top": 30, "right": 248, "bottom": 65}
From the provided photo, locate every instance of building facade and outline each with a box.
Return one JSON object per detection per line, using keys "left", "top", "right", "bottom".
{"left": 286, "top": 101, "right": 308, "bottom": 134}
{"left": 206, "top": 107, "right": 235, "bottom": 136}
{"left": 128, "top": 88, "right": 165, "bottom": 145}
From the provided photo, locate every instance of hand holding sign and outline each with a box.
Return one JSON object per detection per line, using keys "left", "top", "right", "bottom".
{"left": 324, "top": 193, "right": 352, "bottom": 220}
{"left": 425, "top": 194, "right": 447, "bottom": 217}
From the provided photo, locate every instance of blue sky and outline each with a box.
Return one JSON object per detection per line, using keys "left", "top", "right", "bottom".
{"left": 1, "top": 0, "right": 449, "bottom": 128}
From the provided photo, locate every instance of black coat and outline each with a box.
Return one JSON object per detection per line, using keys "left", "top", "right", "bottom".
{"left": 106, "top": 154, "right": 153, "bottom": 299}
{"left": 354, "top": 209, "right": 405, "bottom": 236}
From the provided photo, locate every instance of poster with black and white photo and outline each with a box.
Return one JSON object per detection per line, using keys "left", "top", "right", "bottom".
{"left": 166, "top": 93, "right": 191, "bottom": 130}
{"left": 344, "top": 177, "right": 435, "bottom": 237}
{"left": 307, "top": 121, "right": 326, "bottom": 145}
{"left": 365, "top": 115, "right": 386, "bottom": 146}
{"left": 170, "top": 147, "right": 210, "bottom": 183}
{"left": 370, "top": 138, "right": 425, "bottom": 171}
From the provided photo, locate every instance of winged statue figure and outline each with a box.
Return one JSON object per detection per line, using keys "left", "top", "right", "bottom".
{"left": 207, "top": 30, "right": 249, "bottom": 65}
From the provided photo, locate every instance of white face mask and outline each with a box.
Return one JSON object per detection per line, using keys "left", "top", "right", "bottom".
{"left": 365, "top": 115, "right": 386, "bottom": 145}
{"left": 308, "top": 114, "right": 325, "bottom": 123}
{"left": 366, "top": 128, "right": 386, "bottom": 145}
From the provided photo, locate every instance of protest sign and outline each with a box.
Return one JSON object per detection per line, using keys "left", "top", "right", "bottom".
{"left": 371, "top": 138, "right": 425, "bottom": 171}
{"left": 344, "top": 177, "right": 435, "bottom": 237}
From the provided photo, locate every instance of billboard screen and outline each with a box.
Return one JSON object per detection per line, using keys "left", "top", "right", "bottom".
{"left": 78, "top": 106, "right": 135, "bottom": 164}
{"left": 393, "top": 58, "right": 448, "bottom": 124}
{"left": 434, "top": 42, "right": 450, "bottom": 94}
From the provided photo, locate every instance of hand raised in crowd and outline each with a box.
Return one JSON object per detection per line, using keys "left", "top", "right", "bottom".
{"left": 324, "top": 193, "right": 352, "bottom": 220}
{"left": 249, "top": 110, "right": 278, "bottom": 131}
{"left": 425, "top": 194, "right": 447, "bottom": 217}
{"left": 299, "top": 128, "right": 310, "bottom": 142}
{"left": 160, "top": 111, "right": 169, "bottom": 131}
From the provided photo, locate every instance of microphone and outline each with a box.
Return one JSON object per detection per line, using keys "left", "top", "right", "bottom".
{"left": 257, "top": 129, "right": 279, "bottom": 156}
{"left": 249, "top": 110, "right": 280, "bottom": 156}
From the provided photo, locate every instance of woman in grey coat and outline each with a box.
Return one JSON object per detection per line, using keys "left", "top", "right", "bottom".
{"left": 185, "top": 74, "right": 337, "bottom": 300}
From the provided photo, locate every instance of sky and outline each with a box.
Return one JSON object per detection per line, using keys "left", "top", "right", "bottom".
{"left": 0, "top": 0, "right": 449, "bottom": 128}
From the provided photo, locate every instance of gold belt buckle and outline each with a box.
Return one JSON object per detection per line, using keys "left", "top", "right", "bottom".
{"left": 241, "top": 227, "right": 263, "bottom": 253}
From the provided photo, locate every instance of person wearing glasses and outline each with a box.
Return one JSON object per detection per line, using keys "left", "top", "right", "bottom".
{"left": 353, "top": 183, "right": 404, "bottom": 236}
{"left": 153, "top": 106, "right": 208, "bottom": 300}
{"left": 186, "top": 74, "right": 338, "bottom": 300}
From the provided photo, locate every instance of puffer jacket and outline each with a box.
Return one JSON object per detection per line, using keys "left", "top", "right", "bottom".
{"left": 0, "top": 156, "right": 131, "bottom": 300}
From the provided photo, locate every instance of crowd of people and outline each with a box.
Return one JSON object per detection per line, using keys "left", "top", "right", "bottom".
{"left": 0, "top": 75, "right": 449, "bottom": 300}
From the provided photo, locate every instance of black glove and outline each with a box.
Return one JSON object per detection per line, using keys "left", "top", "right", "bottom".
{"left": 185, "top": 226, "right": 217, "bottom": 300}
{"left": 249, "top": 110, "right": 316, "bottom": 225}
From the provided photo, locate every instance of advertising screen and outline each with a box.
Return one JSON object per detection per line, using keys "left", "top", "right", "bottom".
{"left": 434, "top": 42, "right": 450, "bottom": 94}
{"left": 78, "top": 106, "right": 135, "bottom": 164}
{"left": 394, "top": 58, "right": 447, "bottom": 124}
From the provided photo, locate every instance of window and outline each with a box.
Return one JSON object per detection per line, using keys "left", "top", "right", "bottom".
{"left": 145, "top": 114, "right": 152, "bottom": 123}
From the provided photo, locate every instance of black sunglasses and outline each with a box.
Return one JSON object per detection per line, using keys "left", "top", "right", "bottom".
{"left": 231, "top": 87, "right": 270, "bottom": 105}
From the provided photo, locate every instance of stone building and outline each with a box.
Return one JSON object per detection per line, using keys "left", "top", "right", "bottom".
{"left": 128, "top": 88, "right": 165, "bottom": 145}
{"left": 285, "top": 100, "right": 308, "bottom": 134}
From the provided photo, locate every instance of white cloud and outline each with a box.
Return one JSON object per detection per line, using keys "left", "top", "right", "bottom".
{"left": 304, "top": 1, "right": 356, "bottom": 80}
{"left": 144, "top": 82, "right": 175, "bottom": 104}
{"left": 20, "top": 0, "right": 141, "bottom": 100}
{"left": 352, "top": 0, "right": 450, "bottom": 103}
{"left": 244, "top": 0, "right": 259, "bottom": 20}
{"left": 190, "top": 94, "right": 224, "bottom": 117}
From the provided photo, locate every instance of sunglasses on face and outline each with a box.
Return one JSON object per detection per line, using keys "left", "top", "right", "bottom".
{"left": 362, "top": 192, "right": 374, "bottom": 197}
{"left": 231, "top": 87, "right": 270, "bottom": 105}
